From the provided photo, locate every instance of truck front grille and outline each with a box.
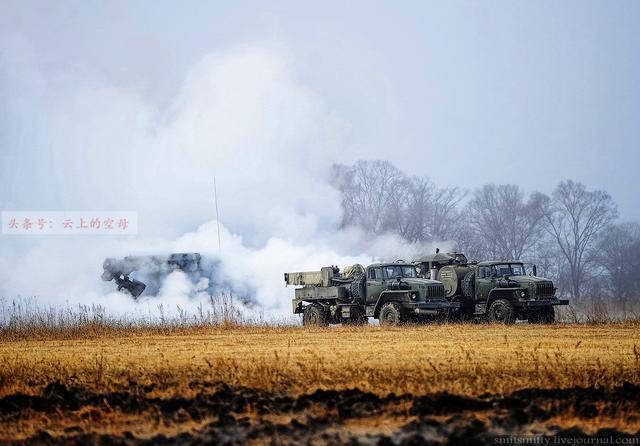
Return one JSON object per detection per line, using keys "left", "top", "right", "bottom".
{"left": 535, "top": 282, "right": 555, "bottom": 297}
{"left": 427, "top": 285, "right": 446, "bottom": 298}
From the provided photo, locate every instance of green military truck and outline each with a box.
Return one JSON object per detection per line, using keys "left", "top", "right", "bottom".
{"left": 414, "top": 252, "right": 568, "bottom": 323}
{"left": 285, "top": 261, "right": 459, "bottom": 326}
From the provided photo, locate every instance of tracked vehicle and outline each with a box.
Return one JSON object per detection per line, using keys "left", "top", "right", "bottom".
{"left": 414, "top": 252, "right": 568, "bottom": 323}
{"left": 285, "top": 261, "right": 458, "bottom": 326}
{"left": 101, "top": 253, "right": 204, "bottom": 297}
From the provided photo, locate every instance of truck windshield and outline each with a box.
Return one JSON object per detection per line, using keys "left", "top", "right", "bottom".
{"left": 492, "top": 263, "right": 526, "bottom": 276}
{"left": 383, "top": 265, "right": 417, "bottom": 279}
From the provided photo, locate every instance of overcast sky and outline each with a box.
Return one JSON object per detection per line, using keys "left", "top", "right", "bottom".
{"left": 2, "top": 0, "right": 639, "bottom": 226}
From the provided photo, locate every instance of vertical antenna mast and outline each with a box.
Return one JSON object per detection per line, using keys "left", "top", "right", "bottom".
{"left": 214, "top": 176, "right": 221, "bottom": 252}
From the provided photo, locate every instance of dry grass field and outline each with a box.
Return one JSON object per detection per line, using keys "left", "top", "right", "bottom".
{"left": 1, "top": 323, "right": 639, "bottom": 444}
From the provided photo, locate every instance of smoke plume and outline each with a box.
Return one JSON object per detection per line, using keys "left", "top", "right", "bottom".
{"left": 0, "top": 35, "right": 448, "bottom": 321}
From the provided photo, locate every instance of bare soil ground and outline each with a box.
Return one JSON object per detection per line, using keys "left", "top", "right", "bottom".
{"left": 1, "top": 323, "right": 639, "bottom": 444}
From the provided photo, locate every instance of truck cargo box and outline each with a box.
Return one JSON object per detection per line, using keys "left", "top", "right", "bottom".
{"left": 284, "top": 267, "right": 334, "bottom": 287}
{"left": 295, "top": 286, "right": 348, "bottom": 301}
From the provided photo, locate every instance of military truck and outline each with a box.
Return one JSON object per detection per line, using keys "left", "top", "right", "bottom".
{"left": 285, "top": 261, "right": 458, "bottom": 326}
{"left": 414, "top": 252, "right": 568, "bottom": 323}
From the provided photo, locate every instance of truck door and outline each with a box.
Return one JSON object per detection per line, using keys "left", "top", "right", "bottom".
{"left": 366, "top": 267, "right": 385, "bottom": 304}
{"left": 475, "top": 266, "right": 494, "bottom": 302}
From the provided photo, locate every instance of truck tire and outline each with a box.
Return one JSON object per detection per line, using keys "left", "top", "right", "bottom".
{"left": 350, "top": 273, "right": 366, "bottom": 303}
{"left": 488, "top": 299, "right": 516, "bottom": 324}
{"left": 379, "top": 302, "right": 404, "bottom": 326}
{"left": 461, "top": 271, "right": 475, "bottom": 298}
{"left": 528, "top": 306, "right": 555, "bottom": 324}
{"left": 302, "top": 304, "right": 328, "bottom": 327}
{"left": 540, "top": 306, "right": 555, "bottom": 323}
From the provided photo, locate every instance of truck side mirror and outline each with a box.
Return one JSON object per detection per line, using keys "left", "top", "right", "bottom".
{"left": 532, "top": 265, "right": 537, "bottom": 277}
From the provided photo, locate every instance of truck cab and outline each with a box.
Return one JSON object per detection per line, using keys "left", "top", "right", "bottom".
{"left": 364, "top": 263, "right": 420, "bottom": 302}
{"left": 472, "top": 261, "right": 567, "bottom": 323}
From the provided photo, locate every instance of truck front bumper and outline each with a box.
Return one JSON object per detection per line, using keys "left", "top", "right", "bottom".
{"left": 408, "top": 300, "right": 460, "bottom": 315}
{"left": 520, "top": 297, "right": 569, "bottom": 308}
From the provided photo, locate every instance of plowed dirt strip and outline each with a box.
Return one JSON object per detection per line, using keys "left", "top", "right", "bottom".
{"left": 0, "top": 382, "right": 639, "bottom": 444}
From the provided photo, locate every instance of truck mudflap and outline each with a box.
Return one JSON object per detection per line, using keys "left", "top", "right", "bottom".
{"left": 408, "top": 300, "right": 460, "bottom": 315}
{"left": 521, "top": 298, "right": 569, "bottom": 308}
{"left": 292, "top": 299, "right": 304, "bottom": 314}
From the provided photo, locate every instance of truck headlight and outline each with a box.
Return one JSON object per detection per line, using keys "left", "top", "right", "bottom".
{"left": 520, "top": 291, "right": 526, "bottom": 297}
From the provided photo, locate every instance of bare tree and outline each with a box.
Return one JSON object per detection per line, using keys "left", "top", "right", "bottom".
{"left": 334, "top": 161, "right": 465, "bottom": 243}
{"left": 428, "top": 185, "right": 466, "bottom": 241}
{"left": 596, "top": 222, "right": 640, "bottom": 314}
{"left": 452, "top": 211, "right": 486, "bottom": 261}
{"left": 465, "top": 184, "right": 548, "bottom": 261}
{"left": 380, "top": 175, "right": 415, "bottom": 239}
{"left": 334, "top": 160, "right": 407, "bottom": 234}
{"left": 383, "top": 177, "right": 465, "bottom": 243}
{"left": 544, "top": 180, "right": 618, "bottom": 301}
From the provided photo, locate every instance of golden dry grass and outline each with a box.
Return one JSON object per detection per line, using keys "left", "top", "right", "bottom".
{"left": 1, "top": 322, "right": 639, "bottom": 397}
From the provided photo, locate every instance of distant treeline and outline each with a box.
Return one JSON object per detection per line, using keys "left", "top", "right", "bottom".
{"left": 332, "top": 160, "right": 640, "bottom": 312}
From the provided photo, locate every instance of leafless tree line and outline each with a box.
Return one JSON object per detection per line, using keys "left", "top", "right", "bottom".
{"left": 333, "top": 160, "right": 639, "bottom": 308}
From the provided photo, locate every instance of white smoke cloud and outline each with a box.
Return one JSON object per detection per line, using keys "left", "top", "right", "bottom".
{"left": 2, "top": 33, "right": 346, "bottom": 240}
{"left": 0, "top": 35, "right": 449, "bottom": 322}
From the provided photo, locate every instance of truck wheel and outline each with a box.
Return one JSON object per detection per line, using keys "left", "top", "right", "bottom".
{"left": 488, "top": 299, "right": 516, "bottom": 324}
{"left": 540, "top": 306, "right": 555, "bottom": 323}
{"left": 461, "top": 271, "right": 476, "bottom": 298}
{"left": 350, "top": 274, "right": 366, "bottom": 303}
{"left": 379, "top": 302, "right": 404, "bottom": 326}
{"left": 529, "top": 307, "right": 555, "bottom": 324}
{"left": 303, "top": 304, "right": 328, "bottom": 327}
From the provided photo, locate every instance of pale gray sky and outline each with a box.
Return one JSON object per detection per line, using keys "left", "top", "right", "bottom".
{"left": 1, "top": 0, "right": 639, "bottom": 228}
